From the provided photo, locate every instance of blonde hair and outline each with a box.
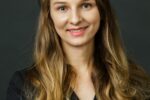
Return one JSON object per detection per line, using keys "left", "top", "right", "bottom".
{"left": 23, "top": 0, "right": 150, "bottom": 100}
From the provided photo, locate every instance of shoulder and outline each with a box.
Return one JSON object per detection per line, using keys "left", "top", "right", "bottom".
{"left": 6, "top": 65, "right": 36, "bottom": 100}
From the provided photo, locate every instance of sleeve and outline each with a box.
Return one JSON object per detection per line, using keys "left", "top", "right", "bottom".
{"left": 6, "top": 71, "right": 25, "bottom": 100}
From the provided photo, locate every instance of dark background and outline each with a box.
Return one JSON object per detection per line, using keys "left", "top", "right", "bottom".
{"left": 0, "top": 0, "right": 150, "bottom": 100}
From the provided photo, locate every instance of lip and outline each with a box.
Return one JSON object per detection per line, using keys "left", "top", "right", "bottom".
{"left": 67, "top": 26, "right": 88, "bottom": 36}
{"left": 67, "top": 26, "right": 88, "bottom": 31}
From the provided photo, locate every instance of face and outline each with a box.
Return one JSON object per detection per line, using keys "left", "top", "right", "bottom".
{"left": 50, "top": 0, "right": 100, "bottom": 47}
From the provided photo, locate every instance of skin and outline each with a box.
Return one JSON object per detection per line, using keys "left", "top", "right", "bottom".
{"left": 50, "top": 0, "right": 100, "bottom": 99}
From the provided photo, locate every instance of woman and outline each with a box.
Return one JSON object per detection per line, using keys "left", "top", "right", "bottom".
{"left": 6, "top": 0, "right": 150, "bottom": 100}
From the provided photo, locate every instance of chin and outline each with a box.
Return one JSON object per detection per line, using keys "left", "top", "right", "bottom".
{"left": 67, "top": 39, "right": 93, "bottom": 47}
{"left": 68, "top": 42, "right": 85, "bottom": 47}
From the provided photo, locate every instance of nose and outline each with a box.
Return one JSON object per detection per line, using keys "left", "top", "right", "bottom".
{"left": 69, "top": 10, "right": 82, "bottom": 25}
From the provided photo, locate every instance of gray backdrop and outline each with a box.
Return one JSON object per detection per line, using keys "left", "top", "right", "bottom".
{"left": 0, "top": 0, "right": 150, "bottom": 100}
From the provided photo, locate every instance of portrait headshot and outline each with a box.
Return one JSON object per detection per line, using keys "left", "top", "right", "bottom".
{"left": 0, "top": 0, "right": 150, "bottom": 100}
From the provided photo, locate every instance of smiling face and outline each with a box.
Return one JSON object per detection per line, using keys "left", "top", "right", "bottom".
{"left": 50, "top": 0, "right": 100, "bottom": 47}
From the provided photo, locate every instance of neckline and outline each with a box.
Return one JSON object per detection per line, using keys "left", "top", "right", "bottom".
{"left": 71, "top": 91, "right": 97, "bottom": 100}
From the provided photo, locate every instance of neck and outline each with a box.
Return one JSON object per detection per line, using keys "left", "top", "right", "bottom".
{"left": 62, "top": 40, "right": 94, "bottom": 73}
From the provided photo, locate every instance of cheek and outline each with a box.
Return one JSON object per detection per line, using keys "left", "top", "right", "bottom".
{"left": 51, "top": 12, "right": 68, "bottom": 31}
{"left": 84, "top": 10, "right": 100, "bottom": 25}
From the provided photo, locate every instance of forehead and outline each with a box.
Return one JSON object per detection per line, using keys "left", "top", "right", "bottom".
{"left": 50, "top": 0, "right": 94, "bottom": 4}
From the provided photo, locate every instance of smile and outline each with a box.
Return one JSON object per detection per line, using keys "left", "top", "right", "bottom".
{"left": 67, "top": 26, "right": 88, "bottom": 36}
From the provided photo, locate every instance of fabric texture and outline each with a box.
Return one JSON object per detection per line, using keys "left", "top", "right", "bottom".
{"left": 6, "top": 68, "right": 97, "bottom": 100}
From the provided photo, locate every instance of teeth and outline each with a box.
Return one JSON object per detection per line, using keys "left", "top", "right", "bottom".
{"left": 70, "top": 29, "right": 82, "bottom": 32}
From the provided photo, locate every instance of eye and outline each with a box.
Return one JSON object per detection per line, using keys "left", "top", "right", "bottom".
{"left": 57, "top": 6, "right": 68, "bottom": 12}
{"left": 82, "top": 3, "right": 92, "bottom": 9}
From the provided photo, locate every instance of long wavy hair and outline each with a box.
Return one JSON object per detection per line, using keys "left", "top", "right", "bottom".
{"left": 23, "top": 0, "right": 150, "bottom": 100}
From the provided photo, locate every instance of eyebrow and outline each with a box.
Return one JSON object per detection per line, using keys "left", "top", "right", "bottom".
{"left": 53, "top": 0, "right": 90, "bottom": 5}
